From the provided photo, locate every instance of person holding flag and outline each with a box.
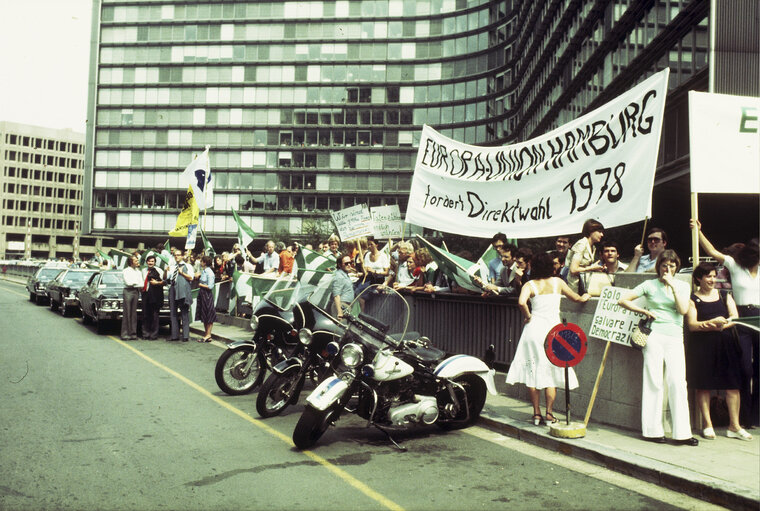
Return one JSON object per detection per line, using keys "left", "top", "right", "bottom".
{"left": 195, "top": 255, "right": 217, "bottom": 343}
{"left": 165, "top": 249, "right": 194, "bottom": 342}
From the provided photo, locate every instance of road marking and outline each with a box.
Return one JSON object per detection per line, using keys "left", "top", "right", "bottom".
{"left": 108, "top": 334, "right": 404, "bottom": 511}
{"left": 463, "top": 426, "right": 727, "bottom": 511}
{"left": 0, "top": 281, "right": 31, "bottom": 299}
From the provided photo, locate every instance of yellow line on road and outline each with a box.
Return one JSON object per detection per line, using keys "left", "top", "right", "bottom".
{"left": 109, "top": 334, "right": 404, "bottom": 511}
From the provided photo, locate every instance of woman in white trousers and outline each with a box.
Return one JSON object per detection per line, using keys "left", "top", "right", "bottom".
{"left": 619, "top": 250, "right": 698, "bottom": 446}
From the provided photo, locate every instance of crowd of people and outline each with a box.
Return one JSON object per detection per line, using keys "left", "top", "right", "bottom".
{"left": 490, "top": 219, "right": 758, "bottom": 447}
{"left": 104, "top": 219, "right": 759, "bottom": 447}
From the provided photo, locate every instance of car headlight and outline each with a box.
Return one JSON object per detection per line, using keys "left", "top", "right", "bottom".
{"left": 340, "top": 343, "right": 364, "bottom": 368}
{"left": 298, "top": 328, "right": 313, "bottom": 345}
{"left": 249, "top": 314, "right": 259, "bottom": 332}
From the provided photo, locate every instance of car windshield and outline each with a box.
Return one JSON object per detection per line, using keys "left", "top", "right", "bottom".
{"left": 101, "top": 273, "right": 125, "bottom": 286}
{"left": 62, "top": 272, "right": 95, "bottom": 285}
{"left": 38, "top": 268, "right": 64, "bottom": 279}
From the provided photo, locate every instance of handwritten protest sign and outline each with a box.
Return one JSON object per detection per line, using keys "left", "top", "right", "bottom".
{"left": 689, "top": 91, "right": 760, "bottom": 194}
{"left": 331, "top": 203, "right": 373, "bottom": 241}
{"left": 405, "top": 69, "right": 669, "bottom": 238}
{"left": 589, "top": 286, "right": 647, "bottom": 347}
{"left": 370, "top": 205, "right": 402, "bottom": 239}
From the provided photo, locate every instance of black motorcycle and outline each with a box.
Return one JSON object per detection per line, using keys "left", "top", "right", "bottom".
{"left": 215, "top": 277, "right": 312, "bottom": 395}
{"left": 292, "top": 285, "right": 497, "bottom": 449}
{"left": 255, "top": 288, "right": 342, "bottom": 418}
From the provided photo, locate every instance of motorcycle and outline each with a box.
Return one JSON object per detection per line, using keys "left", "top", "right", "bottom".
{"left": 292, "top": 284, "right": 497, "bottom": 449}
{"left": 214, "top": 275, "right": 319, "bottom": 395}
{"left": 255, "top": 282, "right": 342, "bottom": 418}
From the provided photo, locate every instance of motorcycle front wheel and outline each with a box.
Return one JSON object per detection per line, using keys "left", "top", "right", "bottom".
{"left": 256, "top": 366, "right": 305, "bottom": 418}
{"left": 214, "top": 346, "right": 265, "bottom": 395}
{"left": 292, "top": 404, "right": 340, "bottom": 449}
{"left": 437, "top": 374, "right": 487, "bottom": 430}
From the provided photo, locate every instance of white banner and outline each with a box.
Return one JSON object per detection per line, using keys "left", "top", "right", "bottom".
{"left": 330, "top": 203, "right": 374, "bottom": 241}
{"left": 370, "top": 205, "right": 402, "bottom": 239}
{"left": 689, "top": 91, "right": 760, "bottom": 194}
{"left": 406, "top": 69, "right": 669, "bottom": 238}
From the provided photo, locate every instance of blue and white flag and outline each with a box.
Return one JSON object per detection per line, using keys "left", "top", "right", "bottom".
{"left": 181, "top": 146, "right": 213, "bottom": 210}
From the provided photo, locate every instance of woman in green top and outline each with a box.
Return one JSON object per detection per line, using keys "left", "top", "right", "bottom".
{"left": 618, "top": 250, "right": 698, "bottom": 446}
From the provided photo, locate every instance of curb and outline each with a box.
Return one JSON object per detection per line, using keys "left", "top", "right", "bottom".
{"left": 477, "top": 414, "right": 758, "bottom": 511}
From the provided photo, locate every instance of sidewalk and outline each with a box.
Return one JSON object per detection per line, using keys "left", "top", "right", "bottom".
{"left": 198, "top": 319, "right": 760, "bottom": 511}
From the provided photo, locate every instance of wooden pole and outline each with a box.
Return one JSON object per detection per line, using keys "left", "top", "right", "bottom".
{"left": 583, "top": 340, "right": 612, "bottom": 427}
{"left": 691, "top": 193, "right": 700, "bottom": 271}
{"left": 639, "top": 217, "right": 649, "bottom": 247}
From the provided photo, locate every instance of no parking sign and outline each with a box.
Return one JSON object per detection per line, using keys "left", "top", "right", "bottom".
{"left": 545, "top": 323, "right": 587, "bottom": 368}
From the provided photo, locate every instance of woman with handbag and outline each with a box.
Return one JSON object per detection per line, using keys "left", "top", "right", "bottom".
{"left": 618, "top": 250, "right": 698, "bottom": 445}
{"left": 686, "top": 262, "right": 751, "bottom": 441}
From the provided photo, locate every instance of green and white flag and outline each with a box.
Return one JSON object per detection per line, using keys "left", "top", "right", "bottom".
{"left": 416, "top": 235, "right": 485, "bottom": 293}
{"left": 199, "top": 227, "right": 216, "bottom": 257}
{"left": 295, "top": 245, "right": 335, "bottom": 287}
{"left": 140, "top": 249, "right": 170, "bottom": 271}
{"left": 97, "top": 249, "right": 112, "bottom": 265}
{"left": 231, "top": 208, "right": 256, "bottom": 249}
{"left": 109, "top": 248, "right": 133, "bottom": 270}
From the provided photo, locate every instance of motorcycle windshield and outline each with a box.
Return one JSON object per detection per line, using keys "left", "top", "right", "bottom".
{"left": 349, "top": 284, "right": 411, "bottom": 347}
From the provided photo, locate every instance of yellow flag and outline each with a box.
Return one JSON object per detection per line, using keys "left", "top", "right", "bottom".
{"left": 168, "top": 186, "right": 200, "bottom": 237}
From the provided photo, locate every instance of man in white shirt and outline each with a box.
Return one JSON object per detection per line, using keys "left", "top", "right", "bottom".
{"left": 255, "top": 240, "right": 280, "bottom": 274}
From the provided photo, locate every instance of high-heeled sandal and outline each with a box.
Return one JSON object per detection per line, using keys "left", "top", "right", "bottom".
{"left": 532, "top": 414, "right": 545, "bottom": 426}
{"left": 545, "top": 413, "right": 559, "bottom": 424}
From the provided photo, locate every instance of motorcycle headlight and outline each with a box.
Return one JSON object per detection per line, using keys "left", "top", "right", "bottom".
{"left": 298, "top": 328, "right": 313, "bottom": 346}
{"left": 249, "top": 314, "right": 259, "bottom": 332}
{"left": 340, "top": 343, "right": 364, "bottom": 368}
{"left": 326, "top": 341, "right": 340, "bottom": 356}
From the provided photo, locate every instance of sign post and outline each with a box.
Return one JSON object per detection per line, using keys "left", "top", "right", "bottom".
{"left": 544, "top": 322, "right": 588, "bottom": 438}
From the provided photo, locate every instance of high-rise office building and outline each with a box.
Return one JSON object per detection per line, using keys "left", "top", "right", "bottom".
{"left": 83, "top": 0, "right": 758, "bottom": 247}
{"left": 0, "top": 121, "right": 87, "bottom": 259}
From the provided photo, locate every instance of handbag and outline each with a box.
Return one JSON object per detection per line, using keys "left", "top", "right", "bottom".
{"left": 630, "top": 317, "right": 653, "bottom": 349}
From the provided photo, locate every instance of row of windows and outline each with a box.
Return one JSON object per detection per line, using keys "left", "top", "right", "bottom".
{"left": 2, "top": 199, "right": 80, "bottom": 216}
{"left": 92, "top": 196, "right": 408, "bottom": 232}
{"left": 102, "top": 8, "right": 490, "bottom": 42}
{"left": 2, "top": 216, "right": 79, "bottom": 231}
{"left": 99, "top": 39, "right": 499, "bottom": 69}
{"left": 93, "top": 170, "right": 412, "bottom": 193}
{"left": 3, "top": 183, "right": 81, "bottom": 200}
{"left": 2, "top": 151, "right": 82, "bottom": 169}
{"left": 102, "top": 1, "right": 486, "bottom": 24}
{"left": 3, "top": 134, "right": 83, "bottom": 154}
{"left": 99, "top": 60, "right": 485, "bottom": 85}
{"left": 4, "top": 166, "right": 82, "bottom": 184}
{"left": 93, "top": 190, "right": 406, "bottom": 214}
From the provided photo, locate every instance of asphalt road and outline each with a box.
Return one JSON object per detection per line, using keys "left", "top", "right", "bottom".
{"left": 0, "top": 278, "right": 722, "bottom": 511}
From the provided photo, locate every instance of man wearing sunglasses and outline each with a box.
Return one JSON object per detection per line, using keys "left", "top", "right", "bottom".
{"left": 627, "top": 228, "right": 668, "bottom": 273}
{"left": 332, "top": 253, "right": 355, "bottom": 319}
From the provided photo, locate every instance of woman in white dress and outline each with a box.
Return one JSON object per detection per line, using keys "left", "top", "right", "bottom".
{"left": 506, "top": 252, "right": 591, "bottom": 425}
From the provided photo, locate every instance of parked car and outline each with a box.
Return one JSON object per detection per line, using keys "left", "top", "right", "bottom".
{"left": 78, "top": 270, "right": 126, "bottom": 333}
{"left": 78, "top": 269, "right": 173, "bottom": 334}
{"left": 46, "top": 268, "right": 97, "bottom": 316}
{"left": 26, "top": 264, "right": 68, "bottom": 304}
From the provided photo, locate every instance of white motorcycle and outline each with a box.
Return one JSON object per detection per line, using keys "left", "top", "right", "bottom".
{"left": 292, "top": 284, "right": 497, "bottom": 449}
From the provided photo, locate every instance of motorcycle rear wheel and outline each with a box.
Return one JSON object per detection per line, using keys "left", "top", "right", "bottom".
{"left": 292, "top": 404, "right": 340, "bottom": 449}
{"left": 438, "top": 374, "right": 487, "bottom": 430}
{"left": 214, "top": 346, "right": 264, "bottom": 395}
{"left": 256, "top": 366, "right": 304, "bottom": 418}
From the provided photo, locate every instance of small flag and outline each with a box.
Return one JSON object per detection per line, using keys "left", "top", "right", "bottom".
{"left": 181, "top": 147, "right": 213, "bottom": 210}
{"left": 231, "top": 208, "right": 256, "bottom": 248}
{"left": 416, "top": 235, "right": 485, "bottom": 293}
{"left": 169, "top": 186, "right": 200, "bottom": 237}
{"left": 200, "top": 227, "right": 216, "bottom": 257}
{"left": 109, "top": 248, "right": 134, "bottom": 270}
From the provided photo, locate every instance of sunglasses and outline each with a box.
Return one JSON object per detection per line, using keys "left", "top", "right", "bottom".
{"left": 647, "top": 237, "right": 663, "bottom": 243}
